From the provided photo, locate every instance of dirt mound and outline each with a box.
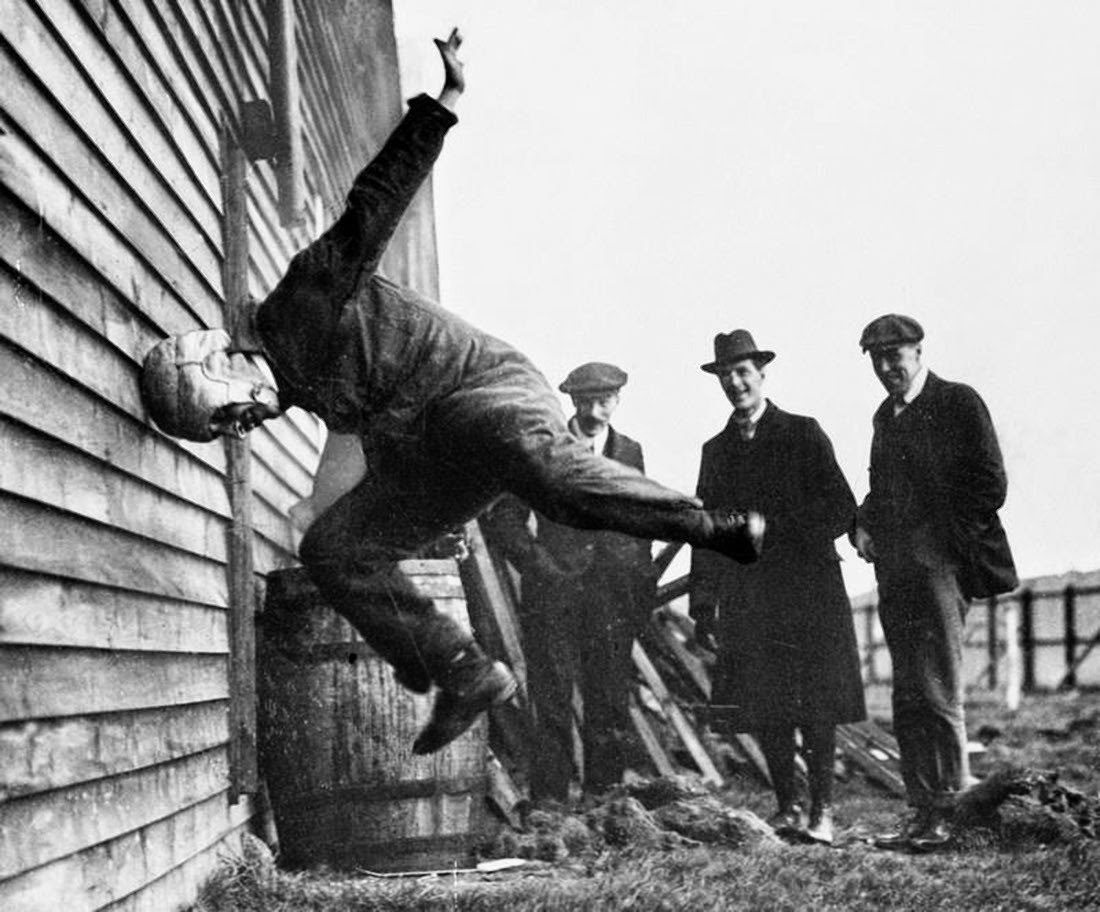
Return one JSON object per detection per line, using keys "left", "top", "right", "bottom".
{"left": 955, "top": 767, "right": 1100, "bottom": 847}
{"left": 483, "top": 775, "right": 779, "bottom": 863}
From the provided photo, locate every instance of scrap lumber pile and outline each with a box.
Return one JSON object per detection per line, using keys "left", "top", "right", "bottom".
{"left": 462, "top": 524, "right": 909, "bottom": 814}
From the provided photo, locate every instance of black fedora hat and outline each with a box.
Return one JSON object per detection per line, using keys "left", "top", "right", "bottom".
{"left": 700, "top": 329, "right": 775, "bottom": 374}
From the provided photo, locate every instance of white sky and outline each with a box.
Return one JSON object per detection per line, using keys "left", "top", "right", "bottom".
{"left": 394, "top": 2, "right": 1100, "bottom": 595}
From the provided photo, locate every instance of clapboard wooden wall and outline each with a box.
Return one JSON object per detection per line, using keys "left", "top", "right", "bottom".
{"left": 0, "top": 1, "right": 440, "bottom": 908}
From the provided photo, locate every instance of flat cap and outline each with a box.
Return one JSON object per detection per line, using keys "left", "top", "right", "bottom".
{"left": 559, "top": 362, "right": 628, "bottom": 394}
{"left": 859, "top": 314, "right": 924, "bottom": 352}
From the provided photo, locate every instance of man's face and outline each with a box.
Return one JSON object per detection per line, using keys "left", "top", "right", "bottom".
{"left": 209, "top": 401, "right": 280, "bottom": 439}
{"left": 870, "top": 343, "right": 922, "bottom": 398}
{"left": 571, "top": 391, "right": 620, "bottom": 437}
{"left": 718, "top": 358, "right": 765, "bottom": 414}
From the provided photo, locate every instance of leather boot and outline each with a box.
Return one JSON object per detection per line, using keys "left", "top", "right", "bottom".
{"left": 706, "top": 510, "right": 762, "bottom": 563}
{"left": 412, "top": 644, "right": 517, "bottom": 755}
{"left": 908, "top": 807, "right": 954, "bottom": 852}
{"left": 873, "top": 807, "right": 930, "bottom": 850}
{"left": 767, "top": 803, "right": 806, "bottom": 836}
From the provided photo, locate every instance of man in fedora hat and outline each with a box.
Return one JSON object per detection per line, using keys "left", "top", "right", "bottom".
{"left": 690, "top": 330, "right": 865, "bottom": 845}
{"left": 140, "top": 33, "right": 761, "bottom": 758}
{"left": 483, "top": 362, "right": 659, "bottom": 801}
{"left": 854, "top": 315, "right": 1017, "bottom": 851}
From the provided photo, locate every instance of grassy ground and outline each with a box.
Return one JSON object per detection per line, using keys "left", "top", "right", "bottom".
{"left": 192, "top": 690, "right": 1100, "bottom": 911}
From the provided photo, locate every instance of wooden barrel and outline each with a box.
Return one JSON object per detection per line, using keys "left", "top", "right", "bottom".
{"left": 258, "top": 560, "right": 490, "bottom": 872}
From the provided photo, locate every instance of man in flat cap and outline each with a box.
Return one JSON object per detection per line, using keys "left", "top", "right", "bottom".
{"left": 483, "top": 363, "right": 661, "bottom": 801}
{"left": 854, "top": 314, "right": 1017, "bottom": 851}
{"left": 140, "top": 33, "right": 759, "bottom": 758}
{"left": 690, "top": 330, "right": 865, "bottom": 845}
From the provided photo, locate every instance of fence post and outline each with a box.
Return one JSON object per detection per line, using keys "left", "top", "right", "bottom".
{"left": 1020, "top": 588, "right": 1035, "bottom": 692}
{"left": 1062, "top": 585, "right": 1077, "bottom": 690}
{"left": 1003, "top": 598, "right": 1021, "bottom": 711}
{"left": 986, "top": 597, "right": 999, "bottom": 689}
{"left": 863, "top": 602, "right": 879, "bottom": 684}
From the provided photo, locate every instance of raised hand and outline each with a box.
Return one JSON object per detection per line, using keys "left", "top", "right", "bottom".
{"left": 434, "top": 27, "right": 464, "bottom": 109}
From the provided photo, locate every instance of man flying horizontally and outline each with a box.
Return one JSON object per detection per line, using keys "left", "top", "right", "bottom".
{"left": 141, "top": 30, "right": 761, "bottom": 755}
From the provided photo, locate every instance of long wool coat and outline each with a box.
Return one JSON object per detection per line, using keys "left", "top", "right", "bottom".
{"left": 690, "top": 403, "right": 866, "bottom": 730}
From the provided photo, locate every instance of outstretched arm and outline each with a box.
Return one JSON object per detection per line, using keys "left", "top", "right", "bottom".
{"left": 255, "top": 30, "right": 465, "bottom": 348}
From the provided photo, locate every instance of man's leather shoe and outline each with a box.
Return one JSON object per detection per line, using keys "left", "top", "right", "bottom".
{"left": 908, "top": 810, "right": 954, "bottom": 852}
{"left": 708, "top": 510, "right": 763, "bottom": 563}
{"left": 767, "top": 803, "right": 805, "bottom": 836}
{"left": 872, "top": 808, "right": 928, "bottom": 850}
{"left": 805, "top": 805, "right": 835, "bottom": 845}
{"left": 412, "top": 657, "right": 517, "bottom": 754}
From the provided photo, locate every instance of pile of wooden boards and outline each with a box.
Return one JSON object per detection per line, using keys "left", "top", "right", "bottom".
{"left": 460, "top": 524, "right": 908, "bottom": 818}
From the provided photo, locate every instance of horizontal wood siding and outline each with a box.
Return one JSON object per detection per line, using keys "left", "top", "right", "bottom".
{"left": 1, "top": 0, "right": 426, "bottom": 908}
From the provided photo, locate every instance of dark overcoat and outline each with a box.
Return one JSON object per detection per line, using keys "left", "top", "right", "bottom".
{"left": 690, "top": 403, "right": 866, "bottom": 730}
{"left": 857, "top": 372, "right": 1017, "bottom": 599}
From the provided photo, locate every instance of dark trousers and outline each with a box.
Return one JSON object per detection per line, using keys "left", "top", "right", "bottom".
{"left": 281, "top": 98, "right": 719, "bottom": 690}
{"left": 522, "top": 575, "right": 637, "bottom": 801}
{"left": 757, "top": 724, "right": 836, "bottom": 811}
{"left": 876, "top": 555, "right": 971, "bottom": 809}
{"left": 300, "top": 406, "right": 713, "bottom": 690}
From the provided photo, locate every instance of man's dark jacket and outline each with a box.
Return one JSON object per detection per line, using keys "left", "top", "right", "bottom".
{"left": 691, "top": 403, "right": 866, "bottom": 730}
{"left": 857, "top": 372, "right": 1017, "bottom": 599}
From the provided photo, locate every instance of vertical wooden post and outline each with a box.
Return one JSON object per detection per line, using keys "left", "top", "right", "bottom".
{"left": 1003, "top": 599, "right": 1021, "bottom": 711}
{"left": 1062, "top": 585, "right": 1077, "bottom": 690}
{"left": 269, "top": 0, "right": 305, "bottom": 226}
{"left": 986, "top": 597, "right": 999, "bottom": 689}
{"left": 863, "top": 601, "right": 878, "bottom": 684}
{"left": 1020, "top": 588, "right": 1035, "bottom": 693}
{"left": 221, "top": 122, "right": 257, "bottom": 802}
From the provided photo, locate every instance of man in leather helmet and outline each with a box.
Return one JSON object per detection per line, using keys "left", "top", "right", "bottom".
{"left": 141, "top": 31, "right": 761, "bottom": 756}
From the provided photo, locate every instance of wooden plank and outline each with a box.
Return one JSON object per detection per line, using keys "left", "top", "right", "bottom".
{"left": 0, "top": 701, "right": 228, "bottom": 799}
{"left": 0, "top": 493, "right": 229, "bottom": 606}
{"left": 834, "top": 725, "right": 906, "bottom": 797}
{"left": 0, "top": 341, "right": 229, "bottom": 514}
{"left": 652, "top": 541, "right": 684, "bottom": 579}
{"left": 486, "top": 752, "right": 523, "bottom": 829}
{"left": 460, "top": 521, "right": 528, "bottom": 693}
{"left": 116, "top": 0, "right": 303, "bottom": 278}
{"left": 0, "top": 189, "right": 155, "bottom": 365}
{"left": 655, "top": 574, "right": 691, "bottom": 607}
{"left": 0, "top": 570, "right": 227, "bottom": 653}
{"left": 29, "top": 0, "right": 224, "bottom": 270}
{"left": 103, "top": 816, "right": 255, "bottom": 912}
{"left": 75, "top": 0, "right": 223, "bottom": 206}
{"left": 727, "top": 732, "right": 773, "bottom": 787}
{"left": 843, "top": 720, "right": 902, "bottom": 763}
{"left": 627, "top": 692, "right": 677, "bottom": 778}
{"left": 631, "top": 641, "right": 723, "bottom": 787}
{"left": 0, "top": 7, "right": 223, "bottom": 324}
{"left": 0, "top": 746, "right": 231, "bottom": 878}
{"left": 0, "top": 275, "right": 312, "bottom": 530}
{"left": 78, "top": 0, "right": 221, "bottom": 185}
{"left": 0, "top": 418, "right": 230, "bottom": 563}
{"left": 221, "top": 126, "right": 258, "bottom": 801}
{"left": 0, "top": 792, "right": 253, "bottom": 912}
{"left": 0, "top": 645, "right": 227, "bottom": 723}
{"left": 650, "top": 607, "right": 711, "bottom": 701}
{"left": 0, "top": 105, "right": 214, "bottom": 338}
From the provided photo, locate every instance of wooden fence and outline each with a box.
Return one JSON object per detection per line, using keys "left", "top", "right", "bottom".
{"left": 851, "top": 571, "right": 1100, "bottom": 707}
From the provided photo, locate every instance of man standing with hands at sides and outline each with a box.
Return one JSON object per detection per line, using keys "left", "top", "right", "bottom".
{"left": 141, "top": 31, "right": 763, "bottom": 758}
{"left": 854, "top": 315, "right": 1017, "bottom": 852}
{"left": 483, "top": 364, "right": 656, "bottom": 803}
{"left": 690, "top": 330, "right": 865, "bottom": 845}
